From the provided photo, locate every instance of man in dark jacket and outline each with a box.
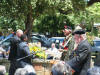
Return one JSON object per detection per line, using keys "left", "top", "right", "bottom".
{"left": 17, "top": 34, "right": 32, "bottom": 68}
{"left": 16, "top": 34, "right": 36, "bottom": 75}
{"left": 8, "top": 29, "right": 23, "bottom": 75}
{"left": 67, "top": 29, "right": 91, "bottom": 75}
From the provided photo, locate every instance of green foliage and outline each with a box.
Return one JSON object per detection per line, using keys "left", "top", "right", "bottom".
{"left": 33, "top": 14, "right": 74, "bottom": 36}
{"left": 0, "top": 0, "right": 74, "bottom": 33}
{"left": 0, "top": 16, "right": 25, "bottom": 31}
{"left": 0, "top": 0, "right": 99, "bottom": 36}
{"left": 71, "top": 0, "right": 86, "bottom": 11}
{"left": 86, "top": 3, "right": 100, "bottom": 23}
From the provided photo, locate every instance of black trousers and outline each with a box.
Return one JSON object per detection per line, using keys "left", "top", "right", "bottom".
{"left": 9, "top": 61, "right": 18, "bottom": 75}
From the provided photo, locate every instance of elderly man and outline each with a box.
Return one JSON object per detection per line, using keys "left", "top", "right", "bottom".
{"left": 51, "top": 61, "right": 72, "bottom": 75}
{"left": 67, "top": 29, "right": 91, "bottom": 75}
{"left": 15, "top": 65, "right": 36, "bottom": 75}
{"left": 8, "top": 29, "right": 23, "bottom": 75}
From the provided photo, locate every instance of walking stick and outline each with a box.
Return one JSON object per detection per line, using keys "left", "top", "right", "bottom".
{"left": 16, "top": 51, "right": 41, "bottom": 61}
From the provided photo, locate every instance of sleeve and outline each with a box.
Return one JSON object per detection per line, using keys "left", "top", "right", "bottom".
{"left": 23, "top": 45, "right": 30, "bottom": 56}
{"left": 67, "top": 45, "right": 89, "bottom": 70}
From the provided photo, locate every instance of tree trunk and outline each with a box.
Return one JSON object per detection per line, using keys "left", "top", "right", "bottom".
{"left": 91, "top": 18, "right": 94, "bottom": 35}
{"left": 25, "top": 5, "right": 33, "bottom": 40}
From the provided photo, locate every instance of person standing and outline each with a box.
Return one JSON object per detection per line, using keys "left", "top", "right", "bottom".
{"left": 8, "top": 29, "right": 23, "bottom": 75}
{"left": 16, "top": 34, "right": 36, "bottom": 75}
{"left": 67, "top": 29, "right": 91, "bottom": 75}
{"left": 61, "top": 25, "right": 74, "bottom": 61}
{"left": 17, "top": 34, "right": 32, "bottom": 67}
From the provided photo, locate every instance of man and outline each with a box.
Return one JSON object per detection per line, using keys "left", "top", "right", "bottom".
{"left": 16, "top": 34, "right": 36, "bottom": 75}
{"left": 61, "top": 25, "right": 74, "bottom": 61}
{"left": 8, "top": 29, "right": 23, "bottom": 75}
{"left": 67, "top": 29, "right": 91, "bottom": 75}
{"left": 51, "top": 61, "right": 72, "bottom": 75}
{"left": 17, "top": 34, "right": 32, "bottom": 67}
{"left": 46, "top": 43, "right": 61, "bottom": 59}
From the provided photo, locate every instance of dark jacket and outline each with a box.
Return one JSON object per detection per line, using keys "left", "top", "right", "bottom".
{"left": 8, "top": 36, "right": 21, "bottom": 61}
{"left": 67, "top": 40, "right": 91, "bottom": 75}
{"left": 17, "top": 41, "right": 32, "bottom": 68}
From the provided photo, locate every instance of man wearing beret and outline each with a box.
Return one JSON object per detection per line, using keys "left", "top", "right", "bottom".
{"left": 61, "top": 25, "right": 74, "bottom": 61}
{"left": 67, "top": 29, "right": 91, "bottom": 75}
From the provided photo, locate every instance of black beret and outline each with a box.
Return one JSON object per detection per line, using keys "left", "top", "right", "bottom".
{"left": 72, "top": 29, "right": 85, "bottom": 35}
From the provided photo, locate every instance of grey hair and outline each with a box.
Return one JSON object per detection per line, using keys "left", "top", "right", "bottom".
{"left": 87, "top": 66, "right": 100, "bottom": 75}
{"left": 0, "top": 65, "right": 6, "bottom": 75}
{"left": 15, "top": 65, "right": 36, "bottom": 75}
{"left": 14, "top": 68, "right": 28, "bottom": 75}
{"left": 16, "top": 29, "right": 23, "bottom": 34}
{"left": 51, "top": 61, "right": 72, "bottom": 75}
{"left": 16, "top": 29, "right": 23, "bottom": 36}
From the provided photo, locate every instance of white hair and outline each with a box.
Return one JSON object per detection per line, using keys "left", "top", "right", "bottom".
{"left": 0, "top": 65, "right": 6, "bottom": 75}
{"left": 16, "top": 29, "right": 23, "bottom": 34}
{"left": 16, "top": 29, "right": 23, "bottom": 37}
{"left": 24, "top": 65, "right": 36, "bottom": 74}
{"left": 14, "top": 65, "right": 36, "bottom": 75}
{"left": 14, "top": 68, "right": 28, "bottom": 75}
{"left": 51, "top": 61, "right": 72, "bottom": 75}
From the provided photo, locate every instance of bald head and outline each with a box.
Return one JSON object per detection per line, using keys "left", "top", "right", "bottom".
{"left": 16, "top": 29, "right": 23, "bottom": 38}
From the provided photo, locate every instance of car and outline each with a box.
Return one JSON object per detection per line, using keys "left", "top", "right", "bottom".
{"left": 91, "top": 38, "right": 100, "bottom": 66}
{"left": 0, "top": 34, "right": 14, "bottom": 51}
{"left": 49, "top": 37, "right": 64, "bottom": 49}
{"left": 30, "top": 34, "right": 52, "bottom": 48}
{"left": 49, "top": 37, "right": 64, "bottom": 43}
{"left": 91, "top": 39, "right": 100, "bottom": 52}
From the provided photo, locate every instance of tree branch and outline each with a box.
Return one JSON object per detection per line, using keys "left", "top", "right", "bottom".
{"left": 58, "top": 8, "right": 73, "bottom": 15}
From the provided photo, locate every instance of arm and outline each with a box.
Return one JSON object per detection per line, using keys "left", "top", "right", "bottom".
{"left": 23, "top": 45, "right": 31, "bottom": 56}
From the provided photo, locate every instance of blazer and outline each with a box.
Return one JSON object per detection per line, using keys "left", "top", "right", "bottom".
{"left": 67, "top": 39, "right": 91, "bottom": 75}
{"left": 17, "top": 41, "right": 32, "bottom": 68}
{"left": 8, "top": 36, "right": 21, "bottom": 61}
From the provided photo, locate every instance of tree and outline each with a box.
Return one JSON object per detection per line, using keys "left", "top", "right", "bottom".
{"left": 0, "top": 0, "right": 74, "bottom": 38}
{"left": 34, "top": 14, "right": 74, "bottom": 37}
{"left": 0, "top": 0, "right": 100, "bottom": 38}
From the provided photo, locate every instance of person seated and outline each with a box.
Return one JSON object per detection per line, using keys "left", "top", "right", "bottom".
{"left": 46, "top": 43, "right": 61, "bottom": 59}
{"left": 51, "top": 61, "right": 72, "bottom": 75}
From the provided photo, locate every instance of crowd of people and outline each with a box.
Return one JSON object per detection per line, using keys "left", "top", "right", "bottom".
{"left": 0, "top": 26, "right": 100, "bottom": 75}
